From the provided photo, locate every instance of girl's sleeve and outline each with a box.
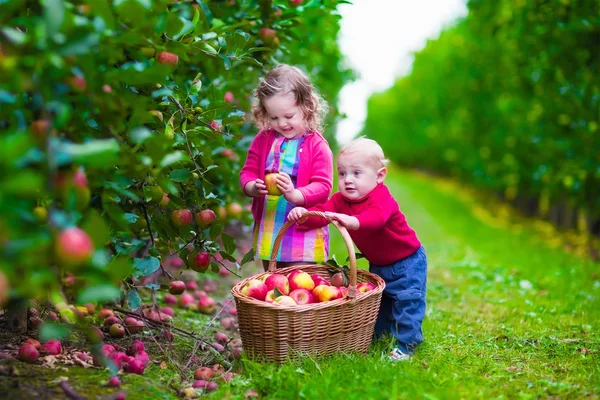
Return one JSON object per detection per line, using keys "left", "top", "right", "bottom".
{"left": 297, "top": 138, "right": 333, "bottom": 207}
{"left": 239, "top": 133, "right": 264, "bottom": 196}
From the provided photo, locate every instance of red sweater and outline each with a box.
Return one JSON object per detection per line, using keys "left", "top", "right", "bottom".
{"left": 239, "top": 129, "right": 333, "bottom": 223}
{"left": 302, "top": 184, "right": 421, "bottom": 265}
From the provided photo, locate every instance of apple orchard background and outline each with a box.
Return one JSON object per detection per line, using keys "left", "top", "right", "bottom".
{"left": 0, "top": 1, "right": 352, "bottom": 347}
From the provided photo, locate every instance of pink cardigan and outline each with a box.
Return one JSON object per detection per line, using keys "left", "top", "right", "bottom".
{"left": 239, "top": 129, "right": 333, "bottom": 223}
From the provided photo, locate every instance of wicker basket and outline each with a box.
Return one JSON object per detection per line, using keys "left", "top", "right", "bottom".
{"left": 231, "top": 211, "right": 385, "bottom": 363}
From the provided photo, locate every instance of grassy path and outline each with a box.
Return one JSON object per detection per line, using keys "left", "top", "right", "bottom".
{"left": 230, "top": 167, "right": 600, "bottom": 399}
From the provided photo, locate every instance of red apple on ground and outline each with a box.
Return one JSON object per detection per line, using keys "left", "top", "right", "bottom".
{"left": 240, "top": 279, "right": 268, "bottom": 301}
{"left": 357, "top": 282, "right": 376, "bottom": 293}
{"left": 155, "top": 51, "right": 178, "bottom": 66}
{"left": 264, "top": 274, "right": 289, "bottom": 295}
{"left": 109, "top": 323, "right": 125, "bottom": 338}
{"left": 128, "top": 340, "right": 145, "bottom": 356}
{"left": 41, "top": 339, "right": 62, "bottom": 355}
{"left": 24, "top": 338, "right": 41, "bottom": 349}
{"left": 55, "top": 227, "right": 94, "bottom": 268}
{"left": 264, "top": 173, "right": 282, "bottom": 196}
{"left": 195, "top": 366, "right": 214, "bottom": 380}
{"left": 195, "top": 209, "right": 216, "bottom": 229}
{"left": 162, "top": 330, "right": 174, "bottom": 342}
{"left": 273, "top": 295, "right": 297, "bottom": 305}
{"left": 160, "top": 307, "right": 174, "bottom": 317}
{"left": 185, "top": 281, "right": 198, "bottom": 291}
{"left": 98, "top": 309, "right": 114, "bottom": 320}
{"left": 215, "top": 332, "right": 228, "bottom": 344}
{"left": 18, "top": 344, "right": 40, "bottom": 362}
{"left": 197, "top": 296, "right": 217, "bottom": 314}
{"left": 125, "top": 317, "right": 144, "bottom": 334}
{"left": 179, "top": 293, "right": 195, "bottom": 308}
{"left": 289, "top": 272, "right": 315, "bottom": 292}
{"left": 171, "top": 209, "right": 193, "bottom": 228}
{"left": 164, "top": 294, "right": 177, "bottom": 305}
{"left": 124, "top": 358, "right": 146, "bottom": 374}
{"left": 169, "top": 280, "right": 186, "bottom": 295}
{"left": 108, "top": 376, "right": 121, "bottom": 388}
{"left": 289, "top": 288, "right": 314, "bottom": 305}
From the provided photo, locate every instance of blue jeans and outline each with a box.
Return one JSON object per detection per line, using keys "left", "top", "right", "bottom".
{"left": 370, "top": 246, "right": 427, "bottom": 354}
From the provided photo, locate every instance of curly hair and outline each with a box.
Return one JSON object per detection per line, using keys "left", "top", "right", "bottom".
{"left": 252, "top": 64, "right": 328, "bottom": 133}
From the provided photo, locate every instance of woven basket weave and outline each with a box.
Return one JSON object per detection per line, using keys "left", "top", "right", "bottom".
{"left": 231, "top": 211, "right": 385, "bottom": 363}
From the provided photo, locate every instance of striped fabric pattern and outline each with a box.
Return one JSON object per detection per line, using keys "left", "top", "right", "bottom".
{"left": 255, "top": 134, "right": 328, "bottom": 262}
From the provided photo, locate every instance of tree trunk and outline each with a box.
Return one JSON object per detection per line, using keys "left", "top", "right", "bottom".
{"left": 6, "top": 297, "right": 28, "bottom": 333}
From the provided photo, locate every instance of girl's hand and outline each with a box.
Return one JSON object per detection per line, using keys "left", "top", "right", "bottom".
{"left": 277, "top": 172, "right": 305, "bottom": 205}
{"left": 288, "top": 207, "right": 308, "bottom": 223}
{"left": 324, "top": 212, "right": 360, "bottom": 230}
{"left": 246, "top": 179, "right": 268, "bottom": 197}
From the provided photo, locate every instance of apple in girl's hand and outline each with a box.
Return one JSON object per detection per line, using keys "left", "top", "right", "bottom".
{"left": 240, "top": 279, "right": 268, "bottom": 301}
{"left": 273, "top": 295, "right": 296, "bottom": 305}
{"left": 311, "top": 274, "right": 330, "bottom": 287}
{"left": 312, "top": 285, "right": 341, "bottom": 302}
{"left": 357, "top": 282, "right": 376, "bottom": 293}
{"left": 264, "top": 290, "right": 276, "bottom": 303}
{"left": 264, "top": 173, "right": 282, "bottom": 196}
{"left": 264, "top": 274, "right": 289, "bottom": 295}
{"left": 289, "top": 288, "right": 314, "bottom": 305}
{"left": 289, "top": 272, "right": 315, "bottom": 292}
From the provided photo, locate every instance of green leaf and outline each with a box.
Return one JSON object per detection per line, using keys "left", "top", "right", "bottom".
{"left": 133, "top": 256, "right": 160, "bottom": 277}
{"left": 130, "top": 127, "right": 152, "bottom": 144}
{"left": 197, "top": 1, "right": 213, "bottom": 26}
{"left": 219, "top": 54, "right": 231, "bottom": 70}
{"left": 240, "top": 248, "right": 255, "bottom": 265}
{"left": 77, "top": 284, "right": 121, "bottom": 303}
{"left": 39, "top": 323, "right": 70, "bottom": 342}
{"left": 209, "top": 223, "right": 223, "bottom": 238}
{"left": 219, "top": 250, "right": 236, "bottom": 263}
{"left": 160, "top": 151, "right": 187, "bottom": 167}
{"left": 169, "top": 169, "right": 191, "bottom": 182}
{"left": 60, "top": 139, "right": 120, "bottom": 169}
{"left": 326, "top": 255, "right": 340, "bottom": 268}
{"left": 126, "top": 289, "right": 142, "bottom": 311}
{"left": 1, "top": 27, "right": 27, "bottom": 45}
{"left": 200, "top": 42, "right": 218, "bottom": 55}
{"left": 221, "top": 232, "right": 235, "bottom": 254}
{"left": 82, "top": 210, "right": 110, "bottom": 248}
{"left": 43, "top": 0, "right": 65, "bottom": 37}
{"left": 273, "top": 287, "right": 283, "bottom": 298}
{"left": 210, "top": 261, "right": 219, "bottom": 273}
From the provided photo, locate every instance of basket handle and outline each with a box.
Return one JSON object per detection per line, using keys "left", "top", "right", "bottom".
{"left": 269, "top": 211, "right": 359, "bottom": 298}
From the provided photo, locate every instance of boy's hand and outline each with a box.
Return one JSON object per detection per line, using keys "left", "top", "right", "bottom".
{"left": 245, "top": 179, "right": 268, "bottom": 197}
{"left": 324, "top": 212, "right": 360, "bottom": 230}
{"left": 288, "top": 207, "right": 308, "bottom": 224}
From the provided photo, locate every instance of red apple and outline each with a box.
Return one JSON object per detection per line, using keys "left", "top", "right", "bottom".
{"left": 312, "top": 285, "right": 341, "bottom": 303}
{"left": 185, "top": 281, "right": 198, "bottom": 291}
{"left": 187, "top": 251, "right": 210, "bottom": 273}
{"left": 264, "top": 173, "right": 282, "bottom": 196}
{"left": 289, "top": 272, "right": 315, "bottom": 292}
{"left": 98, "top": 309, "right": 114, "bottom": 320}
{"left": 289, "top": 288, "right": 314, "bottom": 305}
{"left": 159, "top": 193, "right": 170, "bottom": 207}
{"left": 24, "top": 338, "right": 41, "bottom": 349}
{"left": 171, "top": 209, "right": 193, "bottom": 228}
{"left": 273, "top": 295, "right": 296, "bottom": 305}
{"left": 258, "top": 28, "right": 278, "bottom": 47}
{"left": 164, "top": 294, "right": 177, "bottom": 305}
{"left": 197, "top": 296, "right": 217, "bottom": 314}
{"left": 41, "top": 339, "right": 62, "bottom": 355}
{"left": 155, "top": 51, "right": 178, "bottom": 66}
{"left": 264, "top": 273, "right": 289, "bottom": 295}
{"left": 311, "top": 274, "right": 331, "bottom": 287}
{"left": 108, "top": 376, "right": 121, "bottom": 388}
{"left": 162, "top": 330, "right": 174, "bottom": 342}
{"left": 224, "top": 91, "right": 234, "bottom": 103}
{"left": 287, "top": 269, "right": 303, "bottom": 282}
{"left": 127, "top": 340, "right": 145, "bottom": 356}
{"left": 55, "top": 227, "right": 94, "bottom": 268}
{"left": 331, "top": 272, "right": 346, "bottom": 287}
{"left": 357, "top": 282, "right": 376, "bottom": 293}
{"left": 69, "top": 75, "right": 87, "bottom": 91}
{"left": 124, "top": 358, "right": 146, "bottom": 374}
{"left": 18, "top": 344, "right": 40, "bottom": 362}
{"left": 264, "top": 290, "right": 276, "bottom": 303}
{"left": 110, "top": 323, "right": 125, "bottom": 338}
{"left": 240, "top": 279, "right": 268, "bottom": 301}
{"left": 195, "top": 209, "right": 216, "bottom": 229}
{"left": 215, "top": 332, "right": 228, "bottom": 344}
{"left": 179, "top": 293, "right": 195, "bottom": 308}
{"left": 160, "top": 307, "right": 174, "bottom": 317}
{"left": 125, "top": 317, "right": 144, "bottom": 334}
{"left": 169, "top": 280, "right": 186, "bottom": 295}
{"left": 227, "top": 202, "right": 243, "bottom": 219}
{"left": 31, "top": 119, "right": 51, "bottom": 138}
{"left": 290, "top": 0, "right": 303, "bottom": 5}
{"left": 195, "top": 366, "right": 214, "bottom": 380}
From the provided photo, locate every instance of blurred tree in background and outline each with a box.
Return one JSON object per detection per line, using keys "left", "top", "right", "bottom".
{"left": 364, "top": 0, "right": 599, "bottom": 238}
{"left": 0, "top": 0, "right": 353, "bottom": 331}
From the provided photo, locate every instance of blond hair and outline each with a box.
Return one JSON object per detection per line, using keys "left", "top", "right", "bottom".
{"left": 339, "top": 137, "right": 389, "bottom": 169}
{"left": 252, "top": 64, "right": 328, "bottom": 133}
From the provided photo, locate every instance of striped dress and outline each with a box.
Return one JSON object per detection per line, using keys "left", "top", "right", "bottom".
{"left": 255, "top": 134, "right": 328, "bottom": 262}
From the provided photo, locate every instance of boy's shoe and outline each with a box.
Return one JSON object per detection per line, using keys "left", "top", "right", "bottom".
{"left": 388, "top": 347, "right": 412, "bottom": 362}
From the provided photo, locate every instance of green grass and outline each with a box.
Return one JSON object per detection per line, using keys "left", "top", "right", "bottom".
{"left": 212, "top": 166, "right": 600, "bottom": 399}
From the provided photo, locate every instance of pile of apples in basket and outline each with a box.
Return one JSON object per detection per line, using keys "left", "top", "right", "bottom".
{"left": 240, "top": 268, "right": 376, "bottom": 305}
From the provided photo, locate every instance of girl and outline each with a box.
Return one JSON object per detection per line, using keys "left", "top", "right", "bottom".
{"left": 239, "top": 64, "right": 333, "bottom": 270}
